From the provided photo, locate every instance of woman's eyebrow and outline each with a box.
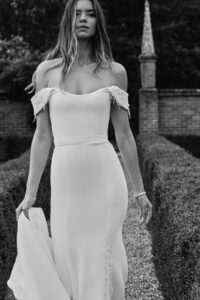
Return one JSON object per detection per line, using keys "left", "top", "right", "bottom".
{"left": 76, "top": 9, "right": 95, "bottom": 12}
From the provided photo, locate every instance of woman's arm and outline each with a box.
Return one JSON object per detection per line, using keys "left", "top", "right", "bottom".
{"left": 16, "top": 62, "right": 53, "bottom": 221}
{"left": 111, "top": 103, "right": 145, "bottom": 196}
{"left": 26, "top": 61, "right": 53, "bottom": 197}
{"left": 111, "top": 63, "right": 152, "bottom": 225}
{"left": 25, "top": 107, "right": 53, "bottom": 197}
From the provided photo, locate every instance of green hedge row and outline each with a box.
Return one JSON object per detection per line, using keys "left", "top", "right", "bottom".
{"left": 136, "top": 134, "right": 200, "bottom": 300}
{"left": 0, "top": 145, "right": 53, "bottom": 299}
{"left": 0, "top": 135, "right": 32, "bottom": 163}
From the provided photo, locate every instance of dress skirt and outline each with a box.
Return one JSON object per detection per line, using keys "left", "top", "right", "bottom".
{"left": 50, "top": 134, "right": 128, "bottom": 300}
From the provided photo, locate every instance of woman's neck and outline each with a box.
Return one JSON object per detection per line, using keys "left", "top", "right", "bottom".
{"left": 75, "top": 39, "right": 95, "bottom": 65}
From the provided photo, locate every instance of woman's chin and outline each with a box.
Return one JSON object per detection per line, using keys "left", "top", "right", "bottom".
{"left": 76, "top": 34, "right": 93, "bottom": 41}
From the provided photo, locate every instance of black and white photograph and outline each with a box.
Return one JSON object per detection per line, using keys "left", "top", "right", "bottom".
{"left": 0, "top": 0, "right": 200, "bottom": 299}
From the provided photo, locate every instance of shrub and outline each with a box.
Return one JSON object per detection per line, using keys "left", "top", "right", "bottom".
{"left": 136, "top": 134, "right": 200, "bottom": 300}
{"left": 0, "top": 58, "right": 40, "bottom": 96}
{"left": 0, "top": 36, "right": 42, "bottom": 95}
{"left": 0, "top": 135, "right": 32, "bottom": 163}
{"left": 0, "top": 203, "right": 10, "bottom": 300}
{"left": 0, "top": 36, "right": 31, "bottom": 60}
{"left": 0, "top": 145, "right": 53, "bottom": 298}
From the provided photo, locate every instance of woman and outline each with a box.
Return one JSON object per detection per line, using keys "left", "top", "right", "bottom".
{"left": 13, "top": 0, "right": 152, "bottom": 299}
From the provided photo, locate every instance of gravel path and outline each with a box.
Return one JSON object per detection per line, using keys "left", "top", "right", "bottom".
{"left": 119, "top": 154, "right": 164, "bottom": 300}
{"left": 6, "top": 154, "right": 164, "bottom": 300}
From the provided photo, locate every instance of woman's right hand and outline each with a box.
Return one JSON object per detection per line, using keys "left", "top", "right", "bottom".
{"left": 16, "top": 194, "right": 36, "bottom": 222}
{"left": 136, "top": 194, "right": 152, "bottom": 226}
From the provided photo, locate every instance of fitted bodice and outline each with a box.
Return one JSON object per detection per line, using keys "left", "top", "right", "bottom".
{"left": 30, "top": 86, "right": 131, "bottom": 144}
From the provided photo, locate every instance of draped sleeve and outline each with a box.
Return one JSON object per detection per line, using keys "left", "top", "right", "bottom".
{"left": 30, "top": 88, "right": 56, "bottom": 122}
{"left": 104, "top": 86, "right": 131, "bottom": 119}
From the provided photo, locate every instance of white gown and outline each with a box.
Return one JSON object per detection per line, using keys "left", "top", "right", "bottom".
{"left": 7, "top": 85, "right": 131, "bottom": 300}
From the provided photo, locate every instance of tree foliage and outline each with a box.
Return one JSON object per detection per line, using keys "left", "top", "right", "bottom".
{"left": 0, "top": 0, "right": 199, "bottom": 89}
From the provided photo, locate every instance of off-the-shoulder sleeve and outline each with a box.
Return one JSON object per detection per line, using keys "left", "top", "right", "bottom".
{"left": 104, "top": 86, "right": 131, "bottom": 119}
{"left": 30, "top": 88, "right": 56, "bottom": 122}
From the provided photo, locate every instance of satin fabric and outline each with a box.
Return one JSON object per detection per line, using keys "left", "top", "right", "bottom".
{"left": 8, "top": 86, "right": 130, "bottom": 300}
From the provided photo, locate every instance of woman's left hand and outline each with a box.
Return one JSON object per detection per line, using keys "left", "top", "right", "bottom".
{"left": 135, "top": 194, "right": 152, "bottom": 226}
{"left": 16, "top": 196, "right": 36, "bottom": 222}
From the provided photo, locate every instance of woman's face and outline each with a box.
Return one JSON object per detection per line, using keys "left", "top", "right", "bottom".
{"left": 75, "top": 0, "right": 97, "bottom": 40}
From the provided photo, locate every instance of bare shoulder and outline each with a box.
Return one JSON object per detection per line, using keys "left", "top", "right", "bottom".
{"left": 110, "top": 61, "right": 128, "bottom": 91}
{"left": 34, "top": 61, "right": 49, "bottom": 91}
{"left": 34, "top": 58, "right": 62, "bottom": 91}
{"left": 36, "top": 58, "right": 61, "bottom": 76}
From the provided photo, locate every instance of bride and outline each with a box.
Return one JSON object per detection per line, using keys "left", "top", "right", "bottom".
{"left": 12, "top": 0, "right": 152, "bottom": 299}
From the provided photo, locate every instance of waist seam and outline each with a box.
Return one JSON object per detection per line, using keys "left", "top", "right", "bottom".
{"left": 54, "top": 134, "right": 108, "bottom": 146}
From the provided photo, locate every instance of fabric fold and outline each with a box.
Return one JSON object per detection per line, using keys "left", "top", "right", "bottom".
{"left": 30, "top": 88, "right": 57, "bottom": 122}
{"left": 7, "top": 207, "right": 71, "bottom": 300}
{"left": 104, "top": 86, "right": 131, "bottom": 119}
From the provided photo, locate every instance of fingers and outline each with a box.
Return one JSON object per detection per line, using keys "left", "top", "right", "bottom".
{"left": 16, "top": 207, "right": 24, "bottom": 222}
{"left": 16, "top": 207, "right": 30, "bottom": 222}
{"left": 23, "top": 209, "right": 30, "bottom": 220}
{"left": 138, "top": 204, "right": 145, "bottom": 225}
{"left": 146, "top": 204, "right": 152, "bottom": 225}
{"left": 16, "top": 203, "right": 23, "bottom": 222}
{"left": 16, "top": 203, "right": 30, "bottom": 222}
{"left": 138, "top": 202, "right": 152, "bottom": 226}
{"left": 139, "top": 204, "right": 143, "bottom": 220}
{"left": 16, "top": 210, "right": 21, "bottom": 222}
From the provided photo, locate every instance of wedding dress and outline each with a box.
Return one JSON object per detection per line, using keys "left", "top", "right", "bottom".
{"left": 7, "top": 85, "right": 131, "bottom": 300}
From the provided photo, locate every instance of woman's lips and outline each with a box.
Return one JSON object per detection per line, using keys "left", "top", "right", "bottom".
{"left": 78, "top": 26, "right": 89, "bottom": 30}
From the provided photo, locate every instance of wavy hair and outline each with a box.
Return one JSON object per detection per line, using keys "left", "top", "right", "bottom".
{"left": 25, "top": 0, "right": 114, "bottom": 94}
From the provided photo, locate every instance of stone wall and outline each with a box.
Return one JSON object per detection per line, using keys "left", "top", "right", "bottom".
{"left": 158, "top": 89, "right": 200, "bottom": 135}
{"left": 139, "top": 88, "right": 158, "bottom": 133}
{"left": 138, "top": 1, "right": 200, "bottom": 136}
{"left": 1, "top": 88, "right": 200, "bottom": 138}
{"left": 139, "top": 88, "right": 200, "bottom": 135}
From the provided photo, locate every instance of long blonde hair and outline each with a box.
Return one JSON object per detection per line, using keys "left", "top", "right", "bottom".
{"left": 26, "top": 0, "right": 114, "bottom": 94}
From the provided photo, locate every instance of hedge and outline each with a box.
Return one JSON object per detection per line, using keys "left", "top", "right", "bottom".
{"left": 0, "top": 145, "right": 53, "bottom": 299}
{"left": 0, "top": 58, "right": 39, "bottom": 96}
{"left": 0, "top": 135, "right": 32, "bottom": 163}
{"left": 136, "top": 134, "right": 200, "bottom": 300}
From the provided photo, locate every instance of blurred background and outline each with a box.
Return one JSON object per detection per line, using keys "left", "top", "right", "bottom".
{"left": 0, "top": 0, "right": 200, "bottom": 160}
{"left": 1, "top": 0, "right": 200, "bottom": 89}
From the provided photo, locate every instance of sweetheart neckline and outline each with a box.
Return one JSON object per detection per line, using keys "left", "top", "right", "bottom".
{"left": 34, "top": 85, "right": 128, "bottom": 97}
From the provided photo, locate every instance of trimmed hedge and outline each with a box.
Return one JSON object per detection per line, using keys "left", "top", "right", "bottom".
{"left": 0, "top": 145, "right": 53, "bottom": 299}
{"left": 0, "top": 202, "right": 10, "bottom": 300}
{"left": 0, "top": 135, "right": 32, "bottom": 163}
{"left": 136, "top": 134, "right": 200, "bottom": 300}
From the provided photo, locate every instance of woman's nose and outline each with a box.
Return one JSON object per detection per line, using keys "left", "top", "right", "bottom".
{"left": 79, "top": 12, "right": 87, "bottom": 21}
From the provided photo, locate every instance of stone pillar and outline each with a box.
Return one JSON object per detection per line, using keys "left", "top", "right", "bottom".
{"left": 139, "top": 89, "right": 158, "bottom": 133}
{"left": 139, "top": 54, "right": 157, "bottom": 89}
{"left": 138, "top": 0, "right": 158, "bottom": 133}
